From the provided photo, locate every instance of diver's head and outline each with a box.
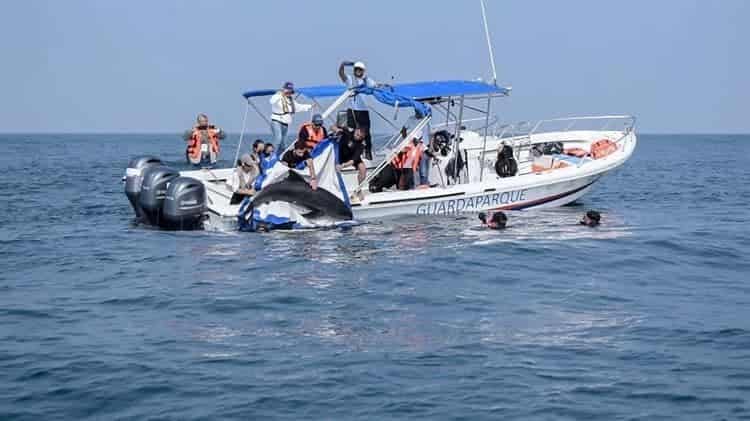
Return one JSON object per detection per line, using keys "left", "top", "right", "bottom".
{"left": 263, "top": 143, "right": 275, "bottom": 155}
{"left": 488, "top": 211, "right": 507, "bottom": 229}
{"left": 479, "top": 211, "right": 507, "bottom": 229}
{"left": 580, "top": 210, "right": 601, "bottom": 227}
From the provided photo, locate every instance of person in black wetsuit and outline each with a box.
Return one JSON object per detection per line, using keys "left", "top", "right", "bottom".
{"left": 336, "top": 127, "right": 367, "bottom": 182}
{"left": 478, "top": 211, "right": 507, "bottom": 229}
{"left": 580, "top": 210, "right": 601, "bottom": 227}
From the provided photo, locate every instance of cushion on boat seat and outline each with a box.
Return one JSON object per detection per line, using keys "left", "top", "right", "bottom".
{"left": 531, "top": 155, "right": 570, "bottom": 173}
{"left": 590, "top": 139, "right": 618, "bottom": 159}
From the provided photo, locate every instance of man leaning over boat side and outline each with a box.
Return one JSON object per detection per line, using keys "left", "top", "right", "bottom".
{"left": 269, "top": 82, "right": 313, "bottom": 151}
{"left": 338, "top": 60, "right": 383, "bottom": 161}
{"left": 227, "top": 154, "right": 259, "bottom": 205}
{"left": 281, "top": 141, "right": 318, "bottom": 191}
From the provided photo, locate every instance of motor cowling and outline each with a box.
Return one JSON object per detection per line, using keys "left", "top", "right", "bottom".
{"left": 124, "top": 156, "right": 162, "bottom": 219}
{"left": 137, "top": 165, "right": 180, "bottom": 226}
{"left": 161, "top": 177, "right": 207, "bottom": 230}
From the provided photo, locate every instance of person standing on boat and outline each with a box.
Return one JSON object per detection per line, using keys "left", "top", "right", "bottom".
{"left": 227, "top": 154, "right": 259, "bottom": 205}
{"left": 269, "top": 82, "right": 313, "bottom": 151}
{"left": 393, "top": 137, "right": 423, "bottom": 190}
{"left": 183, "top": 113, "right": 226, "bottom": 166}
{"left": 338, "top": 60, "right": 381, "bottom": 160}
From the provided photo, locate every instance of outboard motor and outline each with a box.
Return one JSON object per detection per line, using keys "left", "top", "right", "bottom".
{"left": 161, "top": 177, "right": 207, "bottom": 230}
{"left": 124, "top": 156, "right": 162, "bottom": 219}
{"left": 137, "top": 165, "right": 180, "bottom": 226}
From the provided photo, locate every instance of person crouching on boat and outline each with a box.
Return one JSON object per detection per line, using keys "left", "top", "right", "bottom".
{"left": 393, "top": 138, "right": 423, "bottom": 190}
{"left": 298, "top": 114, "right": 328, "bottom": 151}
{"left": 184, "top": 113, "right": 226, "bottom": 166}
{"left": 269, "top": 82, "right": 313, "bottom": 151}
{"left": 228, "top": 154, "right": 259, "bottom": 205}
{"left": 281, "top": 141, "right": 318, "bottom": 190}
{"left": 339, "top": 60, "right": 382, "bottom": 160}
{"left": 335, "top": 127, "right": 367, "bottom": 200}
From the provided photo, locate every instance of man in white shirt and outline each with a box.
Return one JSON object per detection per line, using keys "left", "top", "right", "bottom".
{"left": 269, "top": 82, "right": 313, "bottom": 151}
{"left": 338, "top": 61, "right": 379, "bottom": 160}
{"left": 227, "top": 154, "right": 259, "bottom": 205}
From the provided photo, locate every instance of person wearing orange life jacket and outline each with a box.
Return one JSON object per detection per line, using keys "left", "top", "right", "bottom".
{"left": 393, "top": 138, "right": 424, "bottom": 190}
{"left": 297, "top": 114, "right": 328, "bottom": 151}
{"left": 183, "top": 113, "right": 226, "bottom": 166}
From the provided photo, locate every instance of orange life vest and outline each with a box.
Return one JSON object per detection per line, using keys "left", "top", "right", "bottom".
{"left": 300, "top": 122, "right": 326, "bottom": 150}
{"left": 590, "top": 139, "right": 617, "bottom": 159}
{"left": 187, "top": 127, "right": 220, "bottom": 160}
{"left": 393, "top": 142, "right": 423, "bottom": 171}
{"left": 564, "top": 147, "right": 588, "bottom": 158}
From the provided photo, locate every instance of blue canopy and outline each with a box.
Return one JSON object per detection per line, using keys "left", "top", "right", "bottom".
{"left": 243, "top": 80, "right": 509, "bottom": 101}
{"left": 352, "top": 86, "right": 432, "bottom": 117}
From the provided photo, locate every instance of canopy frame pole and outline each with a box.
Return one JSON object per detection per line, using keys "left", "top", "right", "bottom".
{"left": 480, "top": 0, "right": 498, "bottom": 83}
{"left": 444, "top": 96, "right": 452, "bottom": 128}
{"left": 272, "top": 89, "right": 354, "bottom": 159}
{"left": 479, "top": 93, "right": 493, "bottom": 182}
{"left": 452, "top": 95, "right": 465, "bottom": 185}
{"left": 311, "top": 98, "right": 337, "bottom": 125}
{"left": 233, "top": 101, "right": 251, "bottom": 166}
{"left": 354, "top": 115, "right": 431, "bottom": 194}
{"left": 367, "top": 103, "right": 401, "bottom": 132}
{"left": 321, "top": 89, "right": 353, "bottom": 120}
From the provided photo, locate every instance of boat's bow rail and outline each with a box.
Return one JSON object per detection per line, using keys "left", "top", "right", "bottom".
{"left": 497, "top": 115, "right": 635, "bottom": 143}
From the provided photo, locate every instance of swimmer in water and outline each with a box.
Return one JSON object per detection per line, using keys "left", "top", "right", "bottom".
{"left": 580, "top": 210, "right": 601, "bottom": 227}
{"left": 478, "top": 211, "right": 507, "bottom": 229}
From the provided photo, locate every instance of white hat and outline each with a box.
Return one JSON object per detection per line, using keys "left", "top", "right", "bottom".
{"left": 354, "top": 61, "right": 366, "bottom": 70}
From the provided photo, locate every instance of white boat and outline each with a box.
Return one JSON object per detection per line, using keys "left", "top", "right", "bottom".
{"left": 126, "top": 1, "right": 636, "bottom": 231}
{"left": 179, "top": 79, "right": 636, "bottom": 230}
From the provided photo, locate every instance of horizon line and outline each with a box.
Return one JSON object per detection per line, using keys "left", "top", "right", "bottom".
{"left": 1, "top": 131, "right": 749, "bottom": 136}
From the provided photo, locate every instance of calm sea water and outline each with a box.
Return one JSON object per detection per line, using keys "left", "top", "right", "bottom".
{"left": 1, "top": 133, "right": 749, "bottom": 420}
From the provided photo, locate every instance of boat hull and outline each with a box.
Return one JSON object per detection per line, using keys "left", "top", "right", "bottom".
{"left": 193, "top": 129, "right": 636, "bottom": 231}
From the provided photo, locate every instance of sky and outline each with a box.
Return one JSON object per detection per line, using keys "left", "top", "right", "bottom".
{"left": 1, "top": 0, "right": 748, "bottom": 134}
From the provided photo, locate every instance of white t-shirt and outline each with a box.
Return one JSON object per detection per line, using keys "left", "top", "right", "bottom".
{"left": 269, "top": 92, "right": 313, "bottom": 125}
{"left": 345, "top": 74, "right": 377, "bottom": 111}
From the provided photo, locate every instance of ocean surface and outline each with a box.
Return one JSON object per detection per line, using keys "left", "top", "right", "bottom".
{"left": 1, "top": 133, "right": 749, "bottom": 420}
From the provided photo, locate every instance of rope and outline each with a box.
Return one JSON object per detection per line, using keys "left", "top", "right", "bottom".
{"left": 233, "top": 102, "right": 251, "bottom": 166}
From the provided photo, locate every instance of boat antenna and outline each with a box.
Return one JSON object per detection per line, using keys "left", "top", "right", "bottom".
{"left": 480, "top": 0, "right": 498, "bottom": 84}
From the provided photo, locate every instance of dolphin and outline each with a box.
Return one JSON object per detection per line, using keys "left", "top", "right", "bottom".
{"left": 249, "top": 171, "right": 353, "bottom": 221}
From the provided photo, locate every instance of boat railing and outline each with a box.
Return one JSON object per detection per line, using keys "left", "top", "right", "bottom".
{"left": 527, "top": 115, "right": 635, "bottom": 138}
{"left": 432, "top": 116, "right": 500, "bottom": 133}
